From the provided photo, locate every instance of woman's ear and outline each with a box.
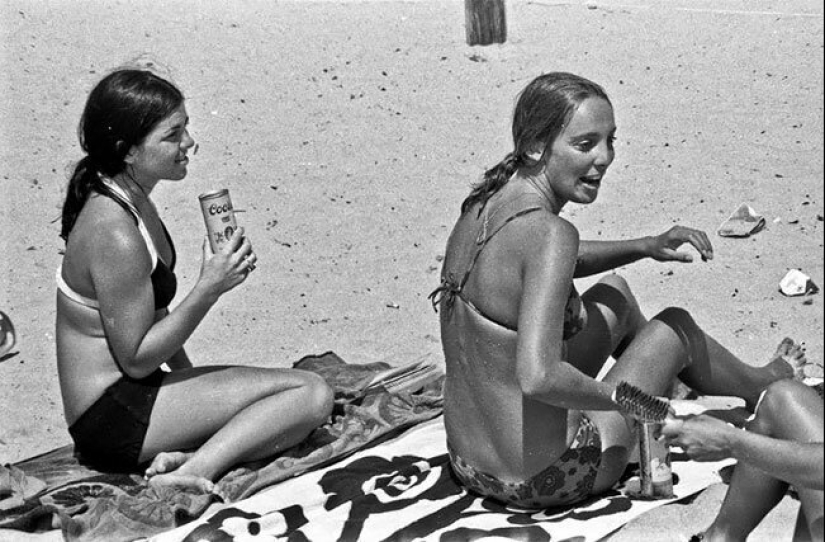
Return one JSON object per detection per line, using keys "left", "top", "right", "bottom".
{"left": 525, "top": 142, "right": 544, "bottom": 164}
{"left": 120, "top": 141, "right": 137, "bottom": 165}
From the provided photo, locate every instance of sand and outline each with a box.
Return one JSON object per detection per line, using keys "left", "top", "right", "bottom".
{"left": 1, "top": 0, "right": 822, "bottom": 539}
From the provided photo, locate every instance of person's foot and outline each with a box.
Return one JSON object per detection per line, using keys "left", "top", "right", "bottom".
{"left": 145, "top": 451, "right": 215, "bottom": 494}
{"left": 145, "top": 451, "right": 193, "bottom": 477}
{"left": 764, "top": 337, "right": 814, "bottom": 381}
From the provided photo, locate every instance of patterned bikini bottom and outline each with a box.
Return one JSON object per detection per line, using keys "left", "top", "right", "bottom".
{"left": 449, "top": 414, "right": 603, "bottom": 510}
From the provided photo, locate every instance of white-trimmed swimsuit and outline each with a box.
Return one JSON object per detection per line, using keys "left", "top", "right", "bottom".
{"left": 56, "top": 179, "right": 177, "bottom": 310}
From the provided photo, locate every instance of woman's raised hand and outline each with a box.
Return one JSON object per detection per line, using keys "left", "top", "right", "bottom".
{"left": 646, "top": 225, "right": 714, "bottom": 263}
{"left": 198, "top": 227, "right": 258, "bottom": 297}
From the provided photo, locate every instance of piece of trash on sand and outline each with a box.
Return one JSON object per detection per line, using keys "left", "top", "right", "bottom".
{"left": 718, "top": 203, "right": 766, "bottom": 237}
{"left": 779, "top": 269, "right": 819, "bottom": 297}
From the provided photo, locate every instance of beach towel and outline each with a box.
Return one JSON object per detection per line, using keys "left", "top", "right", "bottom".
{"left": 151, "top": 402, "right": 735, "bottom": 542}
{"left": 0, "top": 352, "right": 444, "bottom": 542}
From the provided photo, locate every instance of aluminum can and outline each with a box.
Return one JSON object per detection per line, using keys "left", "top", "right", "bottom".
{"left": 639, "top": 422, "right": 674, "bottom": 498}
{"left": 199, "top": 189, "right": 238, "bottom": 253}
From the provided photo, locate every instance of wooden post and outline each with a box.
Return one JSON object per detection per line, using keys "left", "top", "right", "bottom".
{"left": 465, "top": 0, "right": 507, "bottom": 46}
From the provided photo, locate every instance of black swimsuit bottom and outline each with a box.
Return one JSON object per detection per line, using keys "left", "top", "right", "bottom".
{"left": 69, "top": 369, "right": 166, "bottom": 471}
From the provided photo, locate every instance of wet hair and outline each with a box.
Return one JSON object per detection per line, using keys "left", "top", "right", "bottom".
{"left": 60, "top": 69, "right": 184, "bottom": 241}
{"left": 461, "top": 72, "right": 611, "bottom": 214}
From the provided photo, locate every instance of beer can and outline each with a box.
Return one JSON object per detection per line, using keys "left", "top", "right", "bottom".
{"left": 639, "top": 422, "right": 674, "bottom": 498}
{"left": 199, "top": 189, "right": 238, "bottom": 253}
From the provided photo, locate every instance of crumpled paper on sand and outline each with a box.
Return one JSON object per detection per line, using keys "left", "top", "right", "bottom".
{"left": 717, "top": 203, "right": 766, "bottom": 237}
{"left": 779, "top": 269, "right": 819, "bottom": 297}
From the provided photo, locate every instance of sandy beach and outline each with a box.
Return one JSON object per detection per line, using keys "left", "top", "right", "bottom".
{"left": 1, "top": 0, "right": 822, "bottom": 539}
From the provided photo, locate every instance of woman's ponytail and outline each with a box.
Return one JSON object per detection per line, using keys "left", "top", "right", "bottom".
{"left": 60, "top": 156, "right": 102, "bottom": 241}
{"left": 460, "top": 152, "right": 521, "bottom": 215}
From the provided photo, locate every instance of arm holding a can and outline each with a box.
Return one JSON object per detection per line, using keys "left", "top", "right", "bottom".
{"left": 147, "top": 227, "right": 253, "bottom": 373}
{"left": 56, "top": 66, "right": 333, "bottom": 494}
{"left": 661, "top": 380, "right": 823, "bottom": 541}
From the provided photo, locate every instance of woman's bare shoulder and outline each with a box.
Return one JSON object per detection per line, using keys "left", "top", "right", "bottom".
{"left": 513, "top": 208, "right": 579, "bottom": 246}
{"left": 511, "top": 210, "right": 580, "bottom": 275}
{"left": 72, "top": 196, "right": 151, "bottom": 270}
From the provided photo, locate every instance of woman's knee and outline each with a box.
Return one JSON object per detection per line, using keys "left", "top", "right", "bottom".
{"left": 748, "top": 380, "right": 807, "bottom": 435}
{"left": 230, "top": 368, "right": 333, "bottom": 424}
{"left": 651, "top": 307, "right": 703, "bottom": 346}
{"left": 597, "top": 273, "right": 633, "bottom": 297}
{"left": 295, "top": 371, "right": 334, "bottom": 426}
{"left": 585, "top": 274, "right": 645, "bottom": 341}
{"left": 651, "top": 306, "right": 695, "bottom": 329}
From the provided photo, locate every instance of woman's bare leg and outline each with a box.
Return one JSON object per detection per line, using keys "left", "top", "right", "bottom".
{"left": 566, "top": 274, "right": 647, "bottom": 378}
{"left": 677, "top": 331, "right": 800, "bottom": 410}
{"left": 568, "top": 275, "right": 804, "bottom": 404}
{"left": 586, "top": 308, "right": 805, "bottom": 494}
{"left": 585, "top": 308, "right": 693, "bottom": 492}
{"left": 140, "top": 366, "right": 334, "bottom": 488}
{"left": 699, "top": 380, "right": 823, "bottom": 542}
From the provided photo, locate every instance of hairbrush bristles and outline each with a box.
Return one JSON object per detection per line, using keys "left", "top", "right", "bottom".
{"left": 613, "top": 381, "right": 670, "bottom": 423}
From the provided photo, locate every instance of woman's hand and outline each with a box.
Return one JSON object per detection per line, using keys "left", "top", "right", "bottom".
{"left": 661, "top": 414, "right": 735, "bottom": 461}
{"left": 646, "top": 225, "right": 713, "bottom": 263}
{"left": 197, "top": 227, "right": 258, "bottom": 298}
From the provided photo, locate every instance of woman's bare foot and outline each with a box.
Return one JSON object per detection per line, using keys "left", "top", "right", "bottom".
{"left": 145, "top": 451, "right": 215, "bottom": 494}
{"left": 764, "top": 337, "right": 811, "bottom": 381}
{"left": 148, "top": 472, "right": 215, "bottom": 494}
{"left": 145, "top": 451, "right": 193, "bottom": 477}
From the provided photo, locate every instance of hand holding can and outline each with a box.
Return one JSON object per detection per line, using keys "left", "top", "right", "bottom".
{"left": 199, "top": 189, "right": 238, "bottom": 253}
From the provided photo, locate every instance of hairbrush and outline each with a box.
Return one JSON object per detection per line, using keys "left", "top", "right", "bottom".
{"left": 612, "top": 381, "right": 670, "bottom": 423}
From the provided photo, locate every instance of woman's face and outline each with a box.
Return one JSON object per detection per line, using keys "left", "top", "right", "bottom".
{"left": 540, "top": 97, "right": 615, "bottom": 206}
{"left": 126, "top": 103, "right": 195, "bottom": 184}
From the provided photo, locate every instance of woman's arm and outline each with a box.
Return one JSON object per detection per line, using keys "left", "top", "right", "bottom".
{"left": 575, "top": 226, "right": 714, "bottom": 278}
{"left": 165, "top": 344, "right": 194, "bottom": 370}
{"left": 151, "top": 309, "right": 194, "bottom": 370}
{"left": 662, "top": 414, "right": 824, "bottom": 490}
{"left": 514, "top": 217, "right": 617, "bottom": 411}
{"left": 94, "top": 225, "right": 250, "bottom": 379}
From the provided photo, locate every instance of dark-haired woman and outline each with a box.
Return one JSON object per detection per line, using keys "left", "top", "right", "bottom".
{"left": 430, "top": 72, "right": 807, "bottom": 509}
{"left": 56, "top": 68, "right": 333, "bottom": 491}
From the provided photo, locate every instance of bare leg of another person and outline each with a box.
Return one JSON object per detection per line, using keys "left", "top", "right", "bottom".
{"left": 696, "top": 380, "right": 823, "bottom": 542}
{"left": 141, "top": 366, "right": 334, "bottom": 491}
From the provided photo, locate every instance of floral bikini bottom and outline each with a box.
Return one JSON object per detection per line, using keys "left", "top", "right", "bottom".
{"left": 449, "top": 414, "right": 602, "bottom": 510}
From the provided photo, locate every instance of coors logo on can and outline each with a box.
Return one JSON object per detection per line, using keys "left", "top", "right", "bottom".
{"left": 199, "top": 189, "right": 238, "bottom": 253}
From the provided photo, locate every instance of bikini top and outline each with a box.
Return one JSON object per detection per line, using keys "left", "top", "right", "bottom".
{"left": 56, "top": 180, "right": 178, "bottom": 311}
{"left": 429, "top": 206, "right": 585, "bottom": 341}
